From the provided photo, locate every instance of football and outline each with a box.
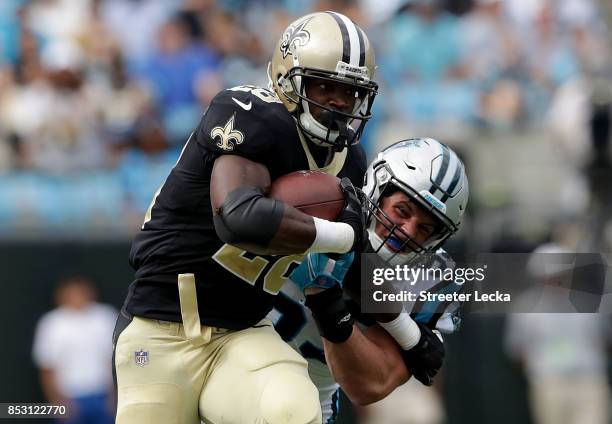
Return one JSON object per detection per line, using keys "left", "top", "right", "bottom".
{"left": 269, "top": 170, "right": 345, "bottom": 221}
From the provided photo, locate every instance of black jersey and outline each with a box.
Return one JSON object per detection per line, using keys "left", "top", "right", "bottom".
{"left": 124, "top": 85, "right": 367, "bottom": 330}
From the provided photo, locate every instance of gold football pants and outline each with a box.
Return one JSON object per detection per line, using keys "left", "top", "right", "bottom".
{"left": 113, "top": 274, "right": 321, "bottom": 424}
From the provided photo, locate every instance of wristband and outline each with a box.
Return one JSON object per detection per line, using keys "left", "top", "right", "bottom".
{"left": 305, "top": 285, "right": 354, "bottom": 343}
{"left": 378, "top": 311, "right": 421, "bottom": 350}
{"left": 307, "top": 217, "right": 354, "bottom": 254}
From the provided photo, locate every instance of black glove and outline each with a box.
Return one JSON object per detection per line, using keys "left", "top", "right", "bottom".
{"left": 401, "top": 322, "right": 445, "bottom": 386}
{"left": 305, "top": 285, "right": 354, "bottom": 343}
{"left": 337, "top": 178, "right": 367, "bottom": 253}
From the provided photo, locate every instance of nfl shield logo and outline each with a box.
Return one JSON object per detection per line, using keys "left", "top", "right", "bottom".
{"left": 135, "top": 349, "right": 149, "bottom": 367}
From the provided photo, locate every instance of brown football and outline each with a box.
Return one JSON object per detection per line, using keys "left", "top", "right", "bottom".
{"left": 269, "top": 170, "right": 345, "bottom": 221}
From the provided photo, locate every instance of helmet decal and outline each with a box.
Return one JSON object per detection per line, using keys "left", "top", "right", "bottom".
{"left": 280, "top": 17, "right": 313, "bottom": 59}
{"left": 420, "top": 191, "right": 447, "bottom": 214}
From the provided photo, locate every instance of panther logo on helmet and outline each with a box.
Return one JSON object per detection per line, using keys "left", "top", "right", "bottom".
{"left": 280, "top": 17, "right": 312, "bottom": 59}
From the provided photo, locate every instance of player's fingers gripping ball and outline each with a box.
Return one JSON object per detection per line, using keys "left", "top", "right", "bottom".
{"left": 338, "top": 178, "right": 368, "bottom": 251}
{"left": 290, "top": 252, "right": 355, "bottom": 291}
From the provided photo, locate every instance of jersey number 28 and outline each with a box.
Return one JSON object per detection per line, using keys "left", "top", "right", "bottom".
{"left": 212, "top": 244, "right": 303, "bottom": 295}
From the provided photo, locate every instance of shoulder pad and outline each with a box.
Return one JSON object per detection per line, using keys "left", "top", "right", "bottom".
{"left": 194, "top": 86, "right": 291, "bottom": 160}
{"left": 224, "top": 85, "right": 283, "bottom": 107}
{"left": 433, "top": 248, "right": 455, "bottom": 269}
{"left": 413, "top": 248, "right": 455, "bottom": 270}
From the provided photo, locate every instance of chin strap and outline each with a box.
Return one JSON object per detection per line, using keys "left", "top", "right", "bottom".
{"left": 299, "top": 105, "right": 339, "bottom": 145}
{"left": 336, "top": 125, "right": 352, "bottom": 152}
{"left": 319, "top": 110, "right": 352, "bottom": 152}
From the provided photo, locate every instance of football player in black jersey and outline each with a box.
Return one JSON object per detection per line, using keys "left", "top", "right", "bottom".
{"left": 112, "top": 12, "right": 378, "bottom": 424}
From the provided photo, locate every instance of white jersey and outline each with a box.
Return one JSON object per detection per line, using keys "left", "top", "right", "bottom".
{"left": 268, "top": 248, "right": 460, "bottom": 423}
{"left": 389, "top": 248, "right": 463, "bottom": 333}
{"left": 268, "top": 281, "right": 340, "bottom": 423}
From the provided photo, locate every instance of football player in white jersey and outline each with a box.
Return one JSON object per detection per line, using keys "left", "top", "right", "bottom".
{"left": 270, "top": 138, "right": 469, "bottom": 423}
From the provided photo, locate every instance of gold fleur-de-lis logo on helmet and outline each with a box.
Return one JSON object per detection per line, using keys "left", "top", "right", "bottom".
{"left": 210, "top": 113, "right": 244, "bottom": 151}
{"left": 280, "top": 17, "right": 312, "bottom": 59}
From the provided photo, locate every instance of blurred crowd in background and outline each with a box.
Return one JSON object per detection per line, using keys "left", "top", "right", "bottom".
{"left": 1, "top": 2, "right": 610, "bottom": 423}
{"left": 0, "top": 0, "right": 611, "bottom": 247}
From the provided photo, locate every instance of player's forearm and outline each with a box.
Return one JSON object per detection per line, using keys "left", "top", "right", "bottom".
{"left": 216, "top": 205, "right": 355, "bottom": 256}
{"left": 305, "top": 287, "right": 408, "bottom": 404}
{"left": 210, "top": 155, "right": 352, "bottom": 255}
{"left": 267, "top": 213, "right": 356, "bottom": 255}
{"left": 216, "top": 201, "right": 316, "bottom": 255}
{"left": 256, "top": 207, "right": 316, "bottom": 254}
{"left": 323, "top": 325, "right": 409, "bottom": 405}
